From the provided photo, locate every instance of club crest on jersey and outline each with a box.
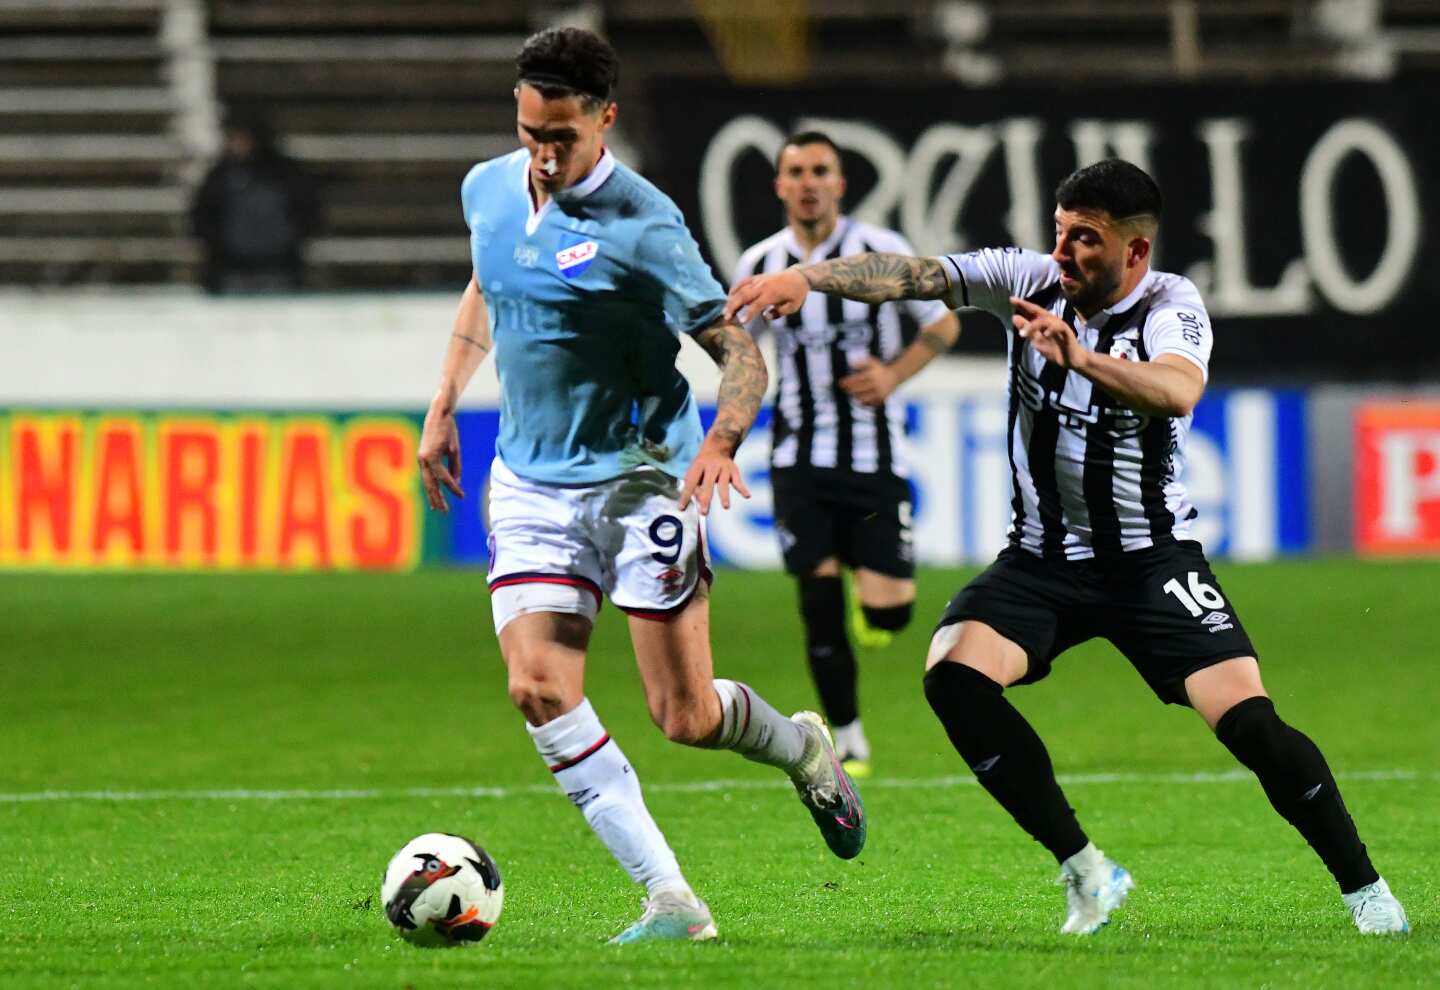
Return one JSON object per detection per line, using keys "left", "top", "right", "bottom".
{"left": 555, "top": 233, "right": 598, "bottom": 278}
{"left": 1109, "top": 336, "right": 1139, "bottom": 362}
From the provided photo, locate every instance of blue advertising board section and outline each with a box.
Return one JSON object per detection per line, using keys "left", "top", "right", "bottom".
{"left": 449, "top": 388, "right": 1310, "bottom": 568}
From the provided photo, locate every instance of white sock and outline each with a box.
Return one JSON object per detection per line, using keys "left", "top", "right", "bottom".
{"left": 528, "top": 698, "right": 692, "bottom": 899}
{"left": 711, "top": 679, "right": 807, "bottom": 771}
{"left": 831, "top": 719, "right": 870, "bottom": 761}
{"left": 1061, "top": 842, "right": 1105, "bottom": 876}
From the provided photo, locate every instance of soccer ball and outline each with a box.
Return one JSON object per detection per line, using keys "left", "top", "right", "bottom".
{"left": 381, "top": 833, "right": 503, "bottom": 945}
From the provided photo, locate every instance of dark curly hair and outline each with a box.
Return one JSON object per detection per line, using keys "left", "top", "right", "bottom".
{"left": 1056, "top": 159, "right": 1162, "bottom": 228}
{"left": 515, "top": 27, "right": 618, "bottom": 111}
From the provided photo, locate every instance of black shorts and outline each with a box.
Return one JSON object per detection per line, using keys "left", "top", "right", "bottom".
{"left": 937, "top": 540, "right": 1257, "bottom": 705}
{"left": 770, "top": 468, "right": 914, "bottom": 578}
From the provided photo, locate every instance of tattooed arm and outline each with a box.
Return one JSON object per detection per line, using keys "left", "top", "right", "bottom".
{"left": 725, "top": 252, "right": 954, "bottom": 322}
{"left": 799, "top": 252, "right": 952, "bottom": 303}
{"left": 419, "top": 275, "right": 493, "bottom": 511}
{"left": 679, "top": 316, "right": 768, "bottom": 514}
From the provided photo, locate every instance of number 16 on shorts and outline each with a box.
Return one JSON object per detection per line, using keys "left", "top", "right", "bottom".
{"left": 1163, "top": 571, "right": 1235, "bottom": 632}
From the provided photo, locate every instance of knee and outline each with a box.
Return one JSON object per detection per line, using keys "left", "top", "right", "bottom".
{"left": 922, "top": 659, "right": 1002, "bottom": 716}
{"left": 506, "top": 673, "right": 567, "bottom": 721}
{"left": 650, "top": 702, "right": 717, "bottom": 747}
{"left": 862, "top": 601, "right": 912, "bottom": 632}
{"left": 1214, "top": 695, "right": 1284, "bottom": 757}
{"left": 505, "top": 644, "right": 572, "bottom": 721}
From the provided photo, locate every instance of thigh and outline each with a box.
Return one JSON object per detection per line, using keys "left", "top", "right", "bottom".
{"left": 840, "top": 474, "right": 916, "bottom": 581}
{"left": 498, "top": 610, "right": 593, "bottom": 725}
{"left": 853, "top": 567, "right": 914, "bottom": 608}
{"left": 936, "top": 548, "right": 1090, "bottom": 686}
{"left": 771, "top": 469, "right": 841, "bottom": 576}
{"left": 486, "top": 457, "right": 605, "bottom": 633}
{"left": 927, "top": 620, "right": 1030, "bottom": 687}
{"left": 1101, "top": 541, "right": 1260, "bottom": 706}
{"left": 597, "top": 467, "right": 710, "bottom": 619}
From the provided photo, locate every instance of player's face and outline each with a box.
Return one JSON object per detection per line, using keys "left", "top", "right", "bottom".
{"left": 514, "top": 84, "right": 616, "bottom": 193}
{"left": 1051, "top": 207, "right": 1133, "bottom": 313}
{"left": 774, "top": 143, "right": 845, "bottom": 226}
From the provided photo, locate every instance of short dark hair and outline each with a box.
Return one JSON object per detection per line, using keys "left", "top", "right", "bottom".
{"left": 1055, "top": 159, "right": 1162, "bottom": 227}
{"left": 515, "top": 27, "right": 618, "bottom": 111}
{"left": 775, "top": 131, "right": 842, "bottom": 174}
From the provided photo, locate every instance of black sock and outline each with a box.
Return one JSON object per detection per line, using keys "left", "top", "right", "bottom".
{"left": 923, "top": 660, "right": 1088, "bottom": 862}
{"left": 1216, "top": 696, "right": 1379, "bottom": 894}
{"left": 797, "top": 575, "right": 859, "bottom": 726}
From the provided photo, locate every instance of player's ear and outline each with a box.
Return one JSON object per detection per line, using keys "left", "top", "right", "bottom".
{"left": 1127, "top": 234, "right": 1151, "bottom": 270}
{"left": 599, "top": 101, "right": 618, "bottom": 130}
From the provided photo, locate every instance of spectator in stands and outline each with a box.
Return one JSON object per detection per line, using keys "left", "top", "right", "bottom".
{"left": 190, "top": 113, "right": 320, "bottom": 293}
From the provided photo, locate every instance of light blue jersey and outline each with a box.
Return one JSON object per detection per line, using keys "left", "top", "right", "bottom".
{"left": 461, "top": 148, "right": 726, "bottom": 485}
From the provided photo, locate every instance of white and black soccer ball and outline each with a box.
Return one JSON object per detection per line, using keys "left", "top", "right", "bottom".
{"left": 381, "top": 833, "right": 503, "bottom": 945}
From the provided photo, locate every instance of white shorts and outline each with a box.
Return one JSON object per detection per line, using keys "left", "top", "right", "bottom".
{"left": 485, "top": 457, "right": 712, "bottom": 634}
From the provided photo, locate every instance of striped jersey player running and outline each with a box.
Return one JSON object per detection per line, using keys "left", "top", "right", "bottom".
{"left": 726, "top": 159, "right": 1408, "bottom": 937}
{"left": 734, "top": 130, "right": 961, "bottom": 777}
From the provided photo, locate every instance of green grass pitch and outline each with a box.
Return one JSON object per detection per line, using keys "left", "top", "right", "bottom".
{"left": 2, "top": 560, "right": 1437, "bottom": 988}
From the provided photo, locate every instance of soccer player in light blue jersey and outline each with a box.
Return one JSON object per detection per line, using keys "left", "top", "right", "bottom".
{"left": 415, "top": 28, "right": 867, "bottom": 944}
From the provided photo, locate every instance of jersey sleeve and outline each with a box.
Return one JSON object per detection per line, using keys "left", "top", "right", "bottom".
{"left": 639, "top": 208, "right": 727, "bottom": 337}
{"left": 1144, "top": 276, "right": 1213, "bottom": 382}
{"left": 459, "top": 161, "right": 489, "bottom": 231}
{"left": 938, "top": 248, "right": 1060, "bottom": 323}
{"left": 731, "top": 242, "right": 771, "bottom": 338}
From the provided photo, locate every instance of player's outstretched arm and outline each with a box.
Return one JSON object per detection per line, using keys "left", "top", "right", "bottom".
{"left": 840, "top": 310, "right": 962, "bottom": 407}
{"left": 726, "top": 253, "right": 952, "bottom": 323}
{"left": 681, "top": 318, "right": 767, "bottom": 515}
{"left": 418, "top": 275, "right": 493, "bottom": 512}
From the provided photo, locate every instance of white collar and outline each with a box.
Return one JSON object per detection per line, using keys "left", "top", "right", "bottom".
{"left": 782, "top": 215, "right": 848, "bottom": 262}
{"left": 523, "top": 146, "right": 615, "bottom": 203}
{"left": 1083, "top": 269, "right": 1155, "bottom": 328}
{"left": 559, "top": 146, "right": 615, "bottom": 201}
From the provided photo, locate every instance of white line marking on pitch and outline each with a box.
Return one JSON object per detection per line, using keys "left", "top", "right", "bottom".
{"left": 0, "top": 769, "right": 1429, "bottom": 804}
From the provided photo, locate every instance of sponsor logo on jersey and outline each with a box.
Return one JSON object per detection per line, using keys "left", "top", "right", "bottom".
{"left": 556, "top": 233, "right": 599, "bottom": 278}
{"left": 1014, "top": 359, "right": 1149, "bottom": 438}
{"left": 1109, "top": 330, "right": 1140, "bottom": 362}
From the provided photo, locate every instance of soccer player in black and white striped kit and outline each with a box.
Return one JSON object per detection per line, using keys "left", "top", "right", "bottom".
{"left": 733, "top": 132, "right": 961, "bottom": 776}
{"left": 727, "top": 159, "right": 1408, "bottom": 937}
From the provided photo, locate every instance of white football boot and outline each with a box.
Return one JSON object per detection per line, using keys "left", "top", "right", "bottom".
{"left": 1056, "top": 843, "right": 1134, "bottom": 935}
{"left": 609, "top": 888, "right": 718, "bottom": 944}
{"left": 1343, "top": 878, "right": 1410, "bottom": 934}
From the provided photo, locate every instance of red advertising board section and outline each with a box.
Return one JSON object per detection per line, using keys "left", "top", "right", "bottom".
{"left": 1, "top": 412, "right": 420, "bottom": 571}
{"left": 1355, "top": 403, "right": 1440, "bottom": 555}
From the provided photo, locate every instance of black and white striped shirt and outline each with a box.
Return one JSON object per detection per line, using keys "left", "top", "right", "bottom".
{"left": 734, "top": 218, "right": 950, "bottom": 476}
{"left": 942, "top": 248, "right": 1212, "bottom": 560}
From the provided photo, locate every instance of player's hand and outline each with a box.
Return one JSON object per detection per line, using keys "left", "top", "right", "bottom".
{"left": 725, "top": 268, "right": 810, "bottom": 323}
{"left": 1011, "top": 296, "right": 1088, "bottom": 371}
{"left": 679, "top": 440, "right": 752, "bottom": 515}
{"left": 418, "top": 402, "right": 465, "bottom": 512}
{"left": 839, "top": 356, "right": 900, "bottom": 407}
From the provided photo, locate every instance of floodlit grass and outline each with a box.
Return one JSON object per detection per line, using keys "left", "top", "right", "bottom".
{"left": 2, "top": 561, "right": 1436, "bottom": 987}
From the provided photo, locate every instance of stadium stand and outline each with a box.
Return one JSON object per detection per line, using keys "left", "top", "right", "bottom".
{"left": 0, "top": 0, "right": 195, "bottom": 284}
{"left": 1, "top": 0, "right": 1437, "bottom": 289}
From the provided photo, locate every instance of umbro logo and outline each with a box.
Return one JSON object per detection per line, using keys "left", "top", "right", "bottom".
{"left": 1202, "top": 611, "right": 1235, "bottom": 633}
{"left": 971, "top": 755, "right": 1001, "bottom": 773}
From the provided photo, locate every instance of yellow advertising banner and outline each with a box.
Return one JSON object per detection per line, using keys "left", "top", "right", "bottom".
{"left": 0, "top": 411, "right": 421, "bottom": 571}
